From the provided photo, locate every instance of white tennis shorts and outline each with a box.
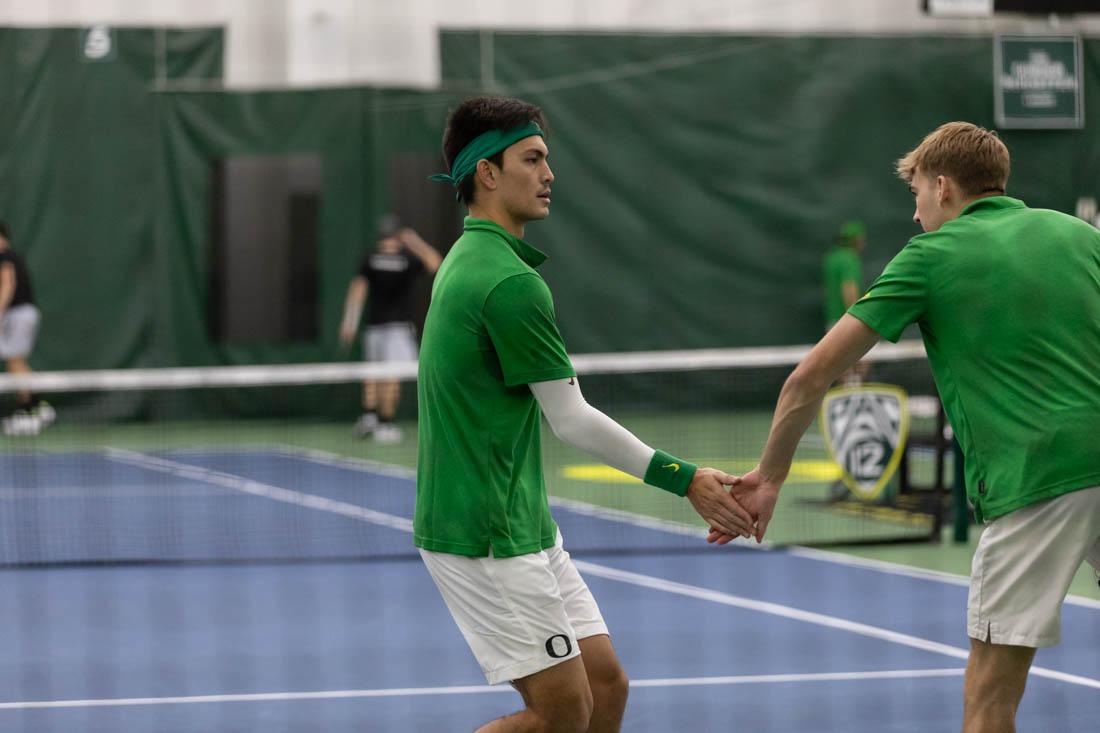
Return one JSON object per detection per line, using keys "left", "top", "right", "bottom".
{"left": 968, "top": 485, "right": 1100, "bottom": 648}
{"left": 363, "top": 322, "right": 417, "bottom": 363}
{"left": 419, "top": 530, "right": 608, "bottom": 685}
{"left": 0, "top": 304, "right": 40, "bottom": 360}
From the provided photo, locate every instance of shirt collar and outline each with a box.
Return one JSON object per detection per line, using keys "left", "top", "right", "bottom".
{"left": 463, "top": 217, "right": 548, "bottom": 268}
{"left": 960, "top": 196, "right": 1027, "bottom": 217}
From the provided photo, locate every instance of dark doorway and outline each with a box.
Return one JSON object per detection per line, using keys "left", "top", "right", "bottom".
{"left": 208, "top": 155, "right": 322, "bottom": 344}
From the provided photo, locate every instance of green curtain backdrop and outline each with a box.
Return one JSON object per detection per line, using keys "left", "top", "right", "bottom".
{"left": 154, "top": 88, "right": 459, "bottom": 368}
{"left": 156, "top": 89, "right": 365, "bottom": 367}
{"left": 2, "top": 28, "right": 1097, "bottom": 374}
{"left": 440, "top": 31, "right": 1100, "bottom": 351}
{"left": 0, "top": 27, "right": 223, "bottom": 372}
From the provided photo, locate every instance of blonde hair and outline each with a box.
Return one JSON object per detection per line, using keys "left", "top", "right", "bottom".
{"left": 896, "top": 122, "right": 1010, "bottom": 197}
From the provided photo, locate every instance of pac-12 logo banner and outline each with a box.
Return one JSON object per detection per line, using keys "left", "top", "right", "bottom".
{"left": 819, "top": 384, "right": 910, "bottom": 501}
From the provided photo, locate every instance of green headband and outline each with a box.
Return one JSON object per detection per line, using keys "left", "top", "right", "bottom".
{"left": 429, "top": 121, "right": 544, "bottom": 192}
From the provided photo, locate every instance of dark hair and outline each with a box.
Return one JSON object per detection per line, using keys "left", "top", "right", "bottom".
{"left": 0, "top": 220, "right": 9, "bottom": 242}
{"left": 441, "top": 97, "right": 548, "bottom": 206}
{"left": 376, "top": 212, "right": 401, "bottom": 240}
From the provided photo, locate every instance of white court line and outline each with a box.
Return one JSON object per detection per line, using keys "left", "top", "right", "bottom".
{"left": 630, "top": 667, "right": 966, "bottom": 688}
{"left": 0, "top": 669, "right": 966, "bottom": 710}
{"left": 789, "top": 546, "right": 972, "bottom": 587}
{"left": 273, "top": 444, "right": 417, "bottom": 480}
{"left": 106, "top": 449, "right": 1100, "bottom": 692}
{"left": 573, "top": 560, "right": 1100, "bottom": 691}
{"left": 104, "top": 449, "right": 413, "bottom": 534}
{"left": 550, "top": 495, "right": 710, "bottom": 537}
{"left": 275, "top": 445, "right": 715, "bottom": 539}
{"left": 786, "top": 546, "right": 1100, "bottom": 611}
{"left": 273, "top": 446, "right": 1100, "bottom": 610}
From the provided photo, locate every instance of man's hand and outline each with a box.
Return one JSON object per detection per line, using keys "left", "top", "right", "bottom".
{"left": 686, "top": 468, "right": 754, "bottom": 540}
{"left": 707, "top": 467, "right": 781, "bottom": 545}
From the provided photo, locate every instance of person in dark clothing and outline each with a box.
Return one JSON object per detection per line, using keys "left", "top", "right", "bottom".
{"left": 0, "top": 221, "right": 53, "bottom": 434}
{"left": 339, "top": 215, "right": 441, "bottom": 442}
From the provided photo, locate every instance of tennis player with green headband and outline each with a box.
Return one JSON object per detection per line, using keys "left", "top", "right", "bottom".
{"left": 414, "top": 97, "right": 753, "bottom": 733}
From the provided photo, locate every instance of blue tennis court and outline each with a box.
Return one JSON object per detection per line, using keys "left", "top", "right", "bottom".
{"left": 0, "top": 448, "right": 1095, "bottom": 732}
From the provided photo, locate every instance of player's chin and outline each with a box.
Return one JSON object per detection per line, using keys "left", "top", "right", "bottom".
{"left": 530, "top": 202, "right": 551, "bottom": 219}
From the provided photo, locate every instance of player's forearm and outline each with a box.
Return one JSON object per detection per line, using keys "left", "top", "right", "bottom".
{"left": 340, "top": 281, "right": 367, "bottom": 332}
{"left": 411, "top": 245, "right": 442, "bottom": 273}
{"left": 0, "top": 267, "right": 15, "bottom": 312}
{"left": 530, "top": 378, "right": 700, "bottom": 498}
{"left": 340, "top": 301, "right": 362, "bottom": 333}
{"left": 530, "top": 379, "right": 652, "bottom": 479}
{"left": 759, "top": 316, "right": 881, "bottom": 482}
{"left": 0, "top": 283, "right": 14, "bottom": 312}
{"left": 758, "top": 368, "right": 831, "bottom": 484}
{"left": 401, "top": 230, "right": 442, "bottom": 272}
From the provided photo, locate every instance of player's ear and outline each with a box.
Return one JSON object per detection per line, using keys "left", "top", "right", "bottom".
{"left": 475, "top": 159, "right": 497, "bottom": 192}
{"left": 935, "top": 175, "right": 950, "bottom": 205}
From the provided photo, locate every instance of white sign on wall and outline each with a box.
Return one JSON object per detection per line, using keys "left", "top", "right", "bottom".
{"left": 996, "top": 35, "right": 1084, "bottom": 129}
{"left": 80, "top": 25, "right": 115, "bottom": 62}
{"left": 927, "top": 0, "right": 994, "bottom": 17}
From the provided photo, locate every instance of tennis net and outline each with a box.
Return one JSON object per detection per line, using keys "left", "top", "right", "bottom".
{"left": 0, "top": 341, "right": 950, "bottom": 566}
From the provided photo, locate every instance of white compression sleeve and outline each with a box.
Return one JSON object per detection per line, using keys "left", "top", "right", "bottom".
{"left": 529, "top": 377, "right": 654, "bottom": 480}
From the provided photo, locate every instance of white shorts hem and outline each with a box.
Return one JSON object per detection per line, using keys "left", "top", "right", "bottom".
{"left": 485, "top": 648, "right": 580, "bottom": 686}
{"left": 967, "top": 620, "right": 1058, "bottom": 649}
{"left": 574, "top": 622, "right": 610, "bottom": 641}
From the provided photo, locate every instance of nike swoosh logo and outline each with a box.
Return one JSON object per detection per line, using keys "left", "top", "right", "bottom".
{"left": 662, "top": 463, "right": 680, "bottom": 472}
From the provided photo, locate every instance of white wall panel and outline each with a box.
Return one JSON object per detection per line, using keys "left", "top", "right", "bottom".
{"left": 0, "top": 0, "right": 289, "bottom": 85}
{"left": 0, "top": 0, "right": 1096, "bottom": 87}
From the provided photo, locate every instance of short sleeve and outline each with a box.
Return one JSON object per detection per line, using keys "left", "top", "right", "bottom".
{"left": 846, "top": 241, "right": 927, "bottom": 343}
{"left": 357, "top": 256, "right": 372, "bottom": 281}
{"left": 483, "top": 274, "right": 576, "bottom": 387}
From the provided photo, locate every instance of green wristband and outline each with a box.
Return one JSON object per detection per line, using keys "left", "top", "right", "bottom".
{"left": 644, "top": 450, "right": 697, "bottom": 497}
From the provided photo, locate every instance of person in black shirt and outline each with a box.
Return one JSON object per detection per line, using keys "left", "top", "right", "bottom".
{"left": 0, "top": 221, "right": 53, "bottom": 434}
{"left": 339, "top": 215, "right": 441, "bottom": 442}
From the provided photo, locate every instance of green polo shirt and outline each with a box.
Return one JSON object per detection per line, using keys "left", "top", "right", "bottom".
{"left": 414, "top": 217, "right": 576, "bottom": 557}
{"left": 848, "top": 197, "right": 1100, "bottom": 522}
{"left": 824, "top": 245, "right": 863, "bottom": 327}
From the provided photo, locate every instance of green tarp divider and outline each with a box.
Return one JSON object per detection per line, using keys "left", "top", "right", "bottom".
{"left": 0, "top": 27, "right": 223, "bottom": 374}
{"left": 3, "top": 28, "right": 1098, "bottom": 377}
{"left": 440, "top": 31, "right": 1100, "bottom": 350}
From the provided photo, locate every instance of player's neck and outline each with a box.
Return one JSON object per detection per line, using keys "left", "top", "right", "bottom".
{"left": 958, "top": 191, "right": 1002, "bottom": 211}
{"left": 468, "top": 201, "right": 526, "bottom": 239}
